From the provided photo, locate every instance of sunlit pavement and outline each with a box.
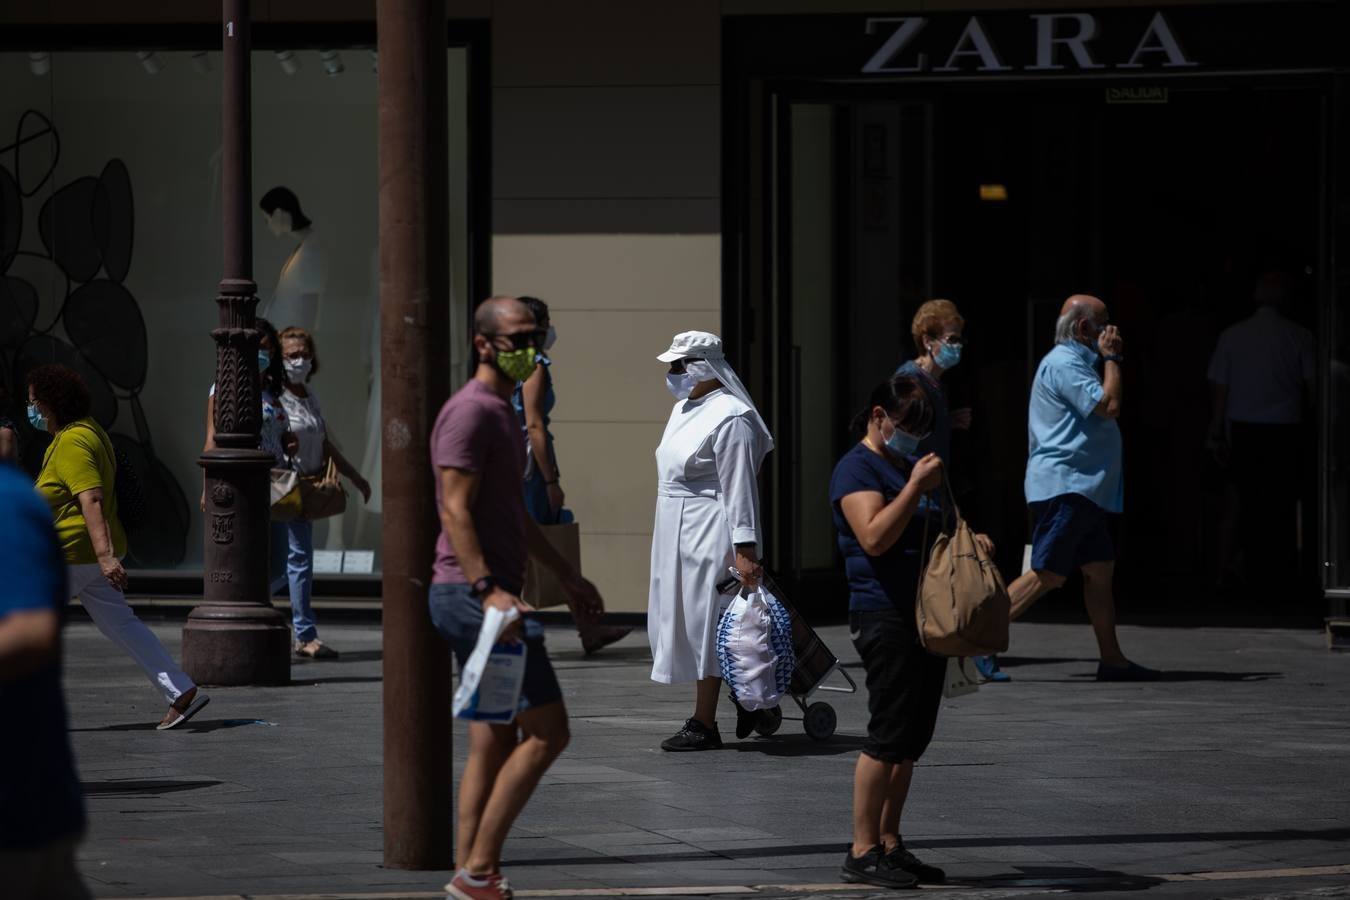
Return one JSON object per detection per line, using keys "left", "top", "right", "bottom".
{"left": 60, "top": 614, "right": 1350, "bottom": 899}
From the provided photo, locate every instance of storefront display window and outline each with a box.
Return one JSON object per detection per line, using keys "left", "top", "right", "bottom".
{"left": 0, "top": 45, "right": 473, "bottom": 578}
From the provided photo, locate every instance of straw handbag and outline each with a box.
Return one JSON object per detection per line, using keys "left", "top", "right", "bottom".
{"left": 271, "top": 459, "right": 347, "bottom": 522}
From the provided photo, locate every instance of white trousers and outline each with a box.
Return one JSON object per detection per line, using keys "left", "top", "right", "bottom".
{"left": 68, "top": 564, "right": 194, "bottom": 705}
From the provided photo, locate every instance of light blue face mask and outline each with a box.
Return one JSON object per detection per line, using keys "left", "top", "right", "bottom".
{"left": 27, "top": 403, "right": 48, "bottom": 432}
{"left": 884, "top": 421, "right": 920, "bottom": 458}
{"left": 933, "top": 341, "right": 962, "bottom": 370}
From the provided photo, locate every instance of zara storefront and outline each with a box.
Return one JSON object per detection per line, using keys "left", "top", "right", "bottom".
{"left": 722, "top": 1, "right": 1349, "bottom": 621}
{"left": 1, "top": 1, "right": 1346, "bottom": 623}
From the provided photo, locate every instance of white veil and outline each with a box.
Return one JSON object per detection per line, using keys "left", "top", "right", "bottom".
{"left": 686, "top": 357, "right": 774, "bottom": 452}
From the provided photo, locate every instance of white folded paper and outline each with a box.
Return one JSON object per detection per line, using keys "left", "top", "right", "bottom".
{"left": 452, "top": 606, "right": 527, "bottom": 723}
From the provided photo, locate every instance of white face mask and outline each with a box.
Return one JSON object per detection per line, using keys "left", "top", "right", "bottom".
{"left": 543, "top": 326, "right": 557, "bottom": 351}
{"left": 285, "top": 357, "right": 313, "bottom": 382}
{"left": 666, "top": 373, "right": 696, "bottom": 399}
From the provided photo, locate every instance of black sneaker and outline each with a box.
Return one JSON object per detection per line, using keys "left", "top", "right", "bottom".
{"left": 840, "top": 846, "right": 918, "bottom": 888}
{"left": 883, "top": 843, "right": 945, "bottom": 884}
{"left": 660, "top": 718, "right": 723, "bottom": 752}
{"left": 730, "top": 694, "right": 760, "bottom": 740}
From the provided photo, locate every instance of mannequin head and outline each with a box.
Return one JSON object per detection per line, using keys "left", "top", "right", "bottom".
{"left": 259, "top": 186, "right": 312, "bottom": 236}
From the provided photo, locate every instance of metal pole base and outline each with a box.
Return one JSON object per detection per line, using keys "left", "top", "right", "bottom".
{"left": 183, "top": 603, "right": 291, "bottom": 686}
{"left": 183, "top": 447, "right": 291, "bottom": 686}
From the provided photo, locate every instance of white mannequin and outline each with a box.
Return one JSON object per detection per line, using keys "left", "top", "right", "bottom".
{"left": 259, "top": 189, "right": 327, "bottom": 334}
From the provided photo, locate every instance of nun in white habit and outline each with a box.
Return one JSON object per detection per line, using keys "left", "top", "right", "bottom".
{"left": 649, "top": 331, "right": 774, "bottom": 751}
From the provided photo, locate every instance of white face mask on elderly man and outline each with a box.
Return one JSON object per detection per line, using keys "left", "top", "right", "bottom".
{"left": 666, "top": 359, "right": 716, "bottom": 400}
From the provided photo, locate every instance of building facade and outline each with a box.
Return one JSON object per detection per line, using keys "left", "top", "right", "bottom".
{"left": 2, "top": 0, "right": 1345, "bottom": 620}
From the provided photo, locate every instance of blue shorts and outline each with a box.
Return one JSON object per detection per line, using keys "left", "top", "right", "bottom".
{"left": 1029, "top": 493, "right": 1114, "bottom": 577}
{"left": 427, "top": 583, "right": 564, "bottom": 714}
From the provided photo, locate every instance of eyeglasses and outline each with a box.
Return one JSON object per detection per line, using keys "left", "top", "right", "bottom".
{"left": 485, "top": 330, "right": 543, "bottom": 351}
{"left": 934, "top": 334, "right": 964, "bottom": 346}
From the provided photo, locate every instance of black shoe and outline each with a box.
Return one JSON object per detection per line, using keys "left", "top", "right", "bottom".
{"left": 730, "top": 694, "right": 759, "bottom": 740}
{"left": 883, "top": 843, "right": 946, "bottom": 884}
{"left": 840, "top": 846, "right": 917, "bottom": 888}
{"left": 660, "top": 718, "right": 723, "bottom": 752}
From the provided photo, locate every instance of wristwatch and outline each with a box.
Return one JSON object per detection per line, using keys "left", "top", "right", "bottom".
{"left": 469, "top": 575, "right": 498, "bottom": 598}
{"left": 1103, "top": 354, "right": 1124, "bottom": 364}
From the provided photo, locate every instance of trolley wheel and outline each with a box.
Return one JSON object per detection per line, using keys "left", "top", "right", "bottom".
{"left": 754, "top": 705, "right": 783, "bottom": 737}
{"left": 803, "top": 702, "right": 837, "bottom": 741}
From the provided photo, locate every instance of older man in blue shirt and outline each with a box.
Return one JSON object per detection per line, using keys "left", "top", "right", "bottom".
{"left": 1004, "top": 294, "right": 1156, "bottom": 682}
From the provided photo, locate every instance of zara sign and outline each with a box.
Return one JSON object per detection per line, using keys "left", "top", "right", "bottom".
{"left": 862, "top": 11, "right": 1196, "bottom": 75}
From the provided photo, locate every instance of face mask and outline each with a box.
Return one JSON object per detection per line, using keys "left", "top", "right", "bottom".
{"left": 882, "top": 419, "right": 920, "bottom": 458}
{"left": 543, "top": 326, "right": 557, "bottom": 351}
{"left": 27, "top": 403, "right": 48, "bottom": 432}
{"left": 494, "top": 346, "right": 537, "bottom": 383}
{"left": 666, "top": 373, "right": 696, "bottom": 399}
{"left": 285, "top": 357, "right": 313, "bottom": 382}
{"left": 932, "top": 341, "right": 962, "bottom": 370}
{"left": 258, "top": 350, "right": 271, "bottom": 372}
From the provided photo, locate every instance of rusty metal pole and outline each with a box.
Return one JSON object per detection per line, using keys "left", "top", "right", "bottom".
{"left": 379, "top": 0, "right": 453, "bottom": 869}
{"left": 182, "top": 0, "right": 290, "bottom": 685}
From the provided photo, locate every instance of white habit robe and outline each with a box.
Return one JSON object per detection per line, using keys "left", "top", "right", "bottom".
{"left": 649, "top": 389, "right": 769, "bottom": 684}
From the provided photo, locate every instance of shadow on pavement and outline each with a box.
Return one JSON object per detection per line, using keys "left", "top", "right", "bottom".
{"left": 998, "top": 656, "right": 1097, "bottom": 667}
{"left": 288, "top": 675, "right": 384, "bottom": 685}
{"left": 1067, "top": 670, "right": 1283, "bottom": 682}
{"left": 732, "top": 734, "right": 866, "bottom": 757}
{"left": 908, "top": 826, "right": 1350, "bottom": 850}
{"left": 966, "top": 865, "right": 1163, "bottom": 893}
{"left": 69, "top": 718, "right": 275, "bottom": 733}
{"left": 81, "top": 779, "right": 222, "bottom": 796}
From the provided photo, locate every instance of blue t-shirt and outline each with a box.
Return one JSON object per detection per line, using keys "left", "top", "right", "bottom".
{"left": 829, "top": 442, "right": 934, "bottom": 613}
{"left": 0, "top": 465, "right": 85, "bottom": 849}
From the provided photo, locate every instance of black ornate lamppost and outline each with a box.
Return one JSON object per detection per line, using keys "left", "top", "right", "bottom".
{"left": 181, "top": 0, "right": 290, "bottom": 685}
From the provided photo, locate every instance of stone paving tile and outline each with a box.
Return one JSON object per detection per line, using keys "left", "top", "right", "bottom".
{"left": 58, "top": 618, "right": 1350, "bottom": 898}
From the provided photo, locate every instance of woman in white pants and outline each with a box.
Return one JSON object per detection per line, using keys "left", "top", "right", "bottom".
{"left": 28, "top": 364, "right": 209, "bottom": 730}
{"left": 649, "top": 331, "right": 773, "bottom": 751}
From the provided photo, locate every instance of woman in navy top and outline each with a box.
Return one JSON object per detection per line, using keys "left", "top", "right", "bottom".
{"left": 829, "top": 374, "right": 951, "bottom": 890}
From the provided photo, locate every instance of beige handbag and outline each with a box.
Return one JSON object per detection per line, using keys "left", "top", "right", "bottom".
{"left": 915, "top": 478, "right": 1011, "bottom": 657}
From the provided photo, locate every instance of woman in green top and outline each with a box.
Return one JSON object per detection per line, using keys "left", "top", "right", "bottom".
{"left": 27, "top": 364, "right": 209, "bottom": 730}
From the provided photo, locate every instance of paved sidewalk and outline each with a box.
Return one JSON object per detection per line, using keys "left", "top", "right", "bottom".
{"left": 60, "top": 615, "right": 1350, "bottom": 900}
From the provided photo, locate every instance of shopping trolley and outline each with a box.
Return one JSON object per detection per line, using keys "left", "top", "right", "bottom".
{"left": 717, "top": 570, "right": 857, "bottom": 741}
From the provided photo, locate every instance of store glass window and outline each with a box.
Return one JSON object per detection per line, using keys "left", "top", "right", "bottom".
{"left": 0, "top": 46, "right": 471, "bottom": 577}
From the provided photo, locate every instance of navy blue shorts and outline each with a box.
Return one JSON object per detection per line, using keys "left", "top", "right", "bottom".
{"left": 428, "top": 583, "right": 564, "bottom": 715}
{"left": 1029, "top": 493, "right": 1114, "bottom": 577}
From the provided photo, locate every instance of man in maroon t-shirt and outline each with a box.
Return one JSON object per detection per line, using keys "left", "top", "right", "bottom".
{"left": 431, "top": 296, "right": 604, "bottom": 900}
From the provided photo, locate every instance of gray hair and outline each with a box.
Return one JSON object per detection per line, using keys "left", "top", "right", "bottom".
{"left": 1054, "top": 304, "right": 1101, "bottom": 345}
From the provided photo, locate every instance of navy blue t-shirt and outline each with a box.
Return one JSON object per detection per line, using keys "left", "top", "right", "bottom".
{"left": 829, "top": 442, "right": 934, "bottom": 613}
{"left": 0, "top": 464, "right": 85, "bottom": 849}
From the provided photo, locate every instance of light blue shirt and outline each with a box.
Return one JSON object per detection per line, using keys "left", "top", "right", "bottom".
{"left": 1025, "top": 341, "right": 1123, "bottom": 513}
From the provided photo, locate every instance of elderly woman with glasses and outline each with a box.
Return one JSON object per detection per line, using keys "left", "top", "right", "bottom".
{"left": 648, "top": 331, "right": 774, "bottom": 752}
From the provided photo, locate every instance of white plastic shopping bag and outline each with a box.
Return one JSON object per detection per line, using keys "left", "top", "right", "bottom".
{"left": 717, "top": 579, "right": 795, "bottom": 711}
{"left": 453, "top": 606, "right": 527, "bottom": 723}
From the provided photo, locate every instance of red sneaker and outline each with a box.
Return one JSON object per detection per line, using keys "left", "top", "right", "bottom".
{"left": 445, "top": 869, "right": 513, "bottom": 900}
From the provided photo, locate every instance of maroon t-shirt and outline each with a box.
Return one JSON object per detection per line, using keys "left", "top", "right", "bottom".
{"left": 430, "top": 378, "right": 528, "bottom": 587}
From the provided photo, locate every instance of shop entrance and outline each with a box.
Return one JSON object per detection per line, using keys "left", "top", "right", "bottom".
{"left": 765, "top": 81, "right": 1328, "bottom": 617}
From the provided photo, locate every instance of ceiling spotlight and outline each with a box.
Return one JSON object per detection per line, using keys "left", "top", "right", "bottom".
{"left": 136, "top": 51, "right": 162, "bottom": 75}
{"left": 319, "top": 49, "right": 344, "bottom": 76}
{"left": 275, "top": 50, "right": 300, "bottom": 75}
{"left": 28, "top": 52, "right": 50, "bottom": 76}
{"left": 191, "top": 51, "right": 212, "bottom": 74}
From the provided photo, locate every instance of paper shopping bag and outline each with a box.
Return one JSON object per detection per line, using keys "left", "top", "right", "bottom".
{"left": 521, "top": 522, "right": 581, "bottom": 609}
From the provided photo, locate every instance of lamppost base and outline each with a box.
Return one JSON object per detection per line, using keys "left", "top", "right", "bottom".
{"left": 182, "top": 602, "right": 291, "bottom": 686}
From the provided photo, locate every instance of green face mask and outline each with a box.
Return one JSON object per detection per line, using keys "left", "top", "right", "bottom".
{"left": 494, "top": 346, "right": 537, "bottom": 383}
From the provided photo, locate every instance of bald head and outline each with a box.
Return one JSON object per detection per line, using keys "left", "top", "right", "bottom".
{"left": 1055, "top": 294, "right": 1108, "bottom": 346}
{"left": 475, "top": 296, "right": 532, "bottom": 336}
